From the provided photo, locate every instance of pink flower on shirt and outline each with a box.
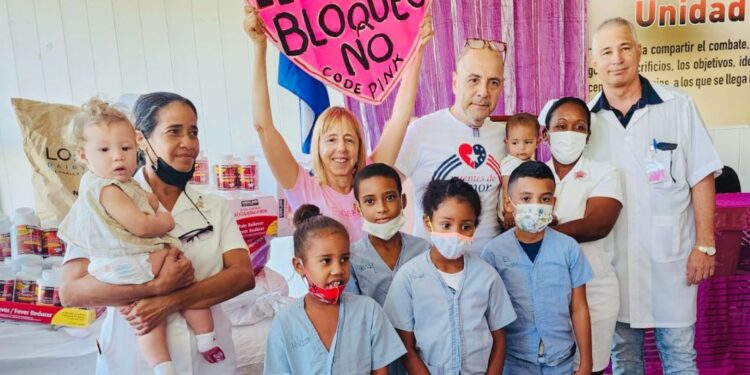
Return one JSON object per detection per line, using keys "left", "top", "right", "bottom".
{"left": 574, "top": 170, "right": 588, "bottom": 181}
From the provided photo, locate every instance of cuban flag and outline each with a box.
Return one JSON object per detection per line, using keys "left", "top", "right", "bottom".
{"left": 277, "top": 54, "right": 330, "bottom": 154}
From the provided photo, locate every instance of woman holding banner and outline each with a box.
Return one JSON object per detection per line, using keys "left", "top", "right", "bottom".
{"left": 244, "top": 5, "right": 433, "bottom": 241}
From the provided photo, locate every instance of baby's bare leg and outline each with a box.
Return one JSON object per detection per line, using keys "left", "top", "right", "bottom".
{"left": 148, "top": 247, "right": 170, "bottom": 277}
{"left": 136, "top": 320, "right": 170, "bottom": 367}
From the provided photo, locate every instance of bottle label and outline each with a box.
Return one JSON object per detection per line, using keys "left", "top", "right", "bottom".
{"left": 14, "top": 279, "right": 37, "bottom": 303}
{"left": 0, "top": 279, "right": 13, "bottom": 302}
{"left": 37, "top": 285, "right": 61, "bottom": 306}
{"left": 14, "top": 225, "right": 42, "bottom": 256}
{"left": 239, "top": 165, "right": 257, "bottom": 191}
{"left": 42, "top": 229, "right": 66, "bottom": 257}
{"left": 215, "top": 164, "right": 238, "bottom": 190}
{"left": 191, "top": 160, "right": 209, "bottom": 185}
{"left": 0, "top": 233, "right": 10, "bottom": 260}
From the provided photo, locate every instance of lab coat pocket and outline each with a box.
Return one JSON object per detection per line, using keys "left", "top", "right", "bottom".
{"left": 650, "top": 215, "right": 688, "bottom": 263}
{"left": 650, "top": 151, "right": 674, "bottom": 190}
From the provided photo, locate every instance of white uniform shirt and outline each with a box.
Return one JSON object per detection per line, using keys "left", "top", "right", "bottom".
{"left": 547, "top": 156, "right": 623, "bottom": 277}
{"left": 586, "top": 81, "right": 723, "bottom": 328}
{"left": 396, "top": 109, "right": 507, "bottom": 253}
{"left": 64, "top": 168, "right": 249, "bottom": 374}
{"left": 547, "top": 157, "right": 622, "bottom": 371}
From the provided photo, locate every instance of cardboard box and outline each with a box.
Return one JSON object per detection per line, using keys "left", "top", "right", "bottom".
{"left": 276, "top": 184, "right": 294, "bottom": 238}
{"left": 217, "top": 191, "right": 278, "bottom": 273}
{"left": 0, "top": 301, "right": 104, "bottom": 328}
{"left": 219, "top": 191, "right": 279, "bottom": 238}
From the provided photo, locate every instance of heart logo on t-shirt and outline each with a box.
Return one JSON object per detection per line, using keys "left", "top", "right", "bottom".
{"left": 458, "top": 144, "right": 487, "bottom": 169}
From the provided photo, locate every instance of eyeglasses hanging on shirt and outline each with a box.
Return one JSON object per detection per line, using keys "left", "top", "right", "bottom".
{"left": 177, "top": 189, "right": 214, "bottom": 245}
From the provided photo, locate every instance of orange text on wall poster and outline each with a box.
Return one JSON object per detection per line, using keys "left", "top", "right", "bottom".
{"left": 635, "top": 0, "right": 746, "bottom": 27}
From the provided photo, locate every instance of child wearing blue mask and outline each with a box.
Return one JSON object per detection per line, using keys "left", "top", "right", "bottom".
{"left": 264, "top": 205, "right": 406, "bottom": 374}
{"left": 481, "top": 161, "right": 594, "bottom": 375}
{"left": 384, "top": 177, "right": 517, "bottom": 374}
{"left": 347, "top": 163, "right": 431, "bottom": 306}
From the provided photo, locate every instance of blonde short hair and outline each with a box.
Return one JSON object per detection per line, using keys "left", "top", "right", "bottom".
{"left": 66, "top": 98, "right": 134, "bottom": 150}
{"left": 309, "top": 106, "right": 367, "bottom": 186}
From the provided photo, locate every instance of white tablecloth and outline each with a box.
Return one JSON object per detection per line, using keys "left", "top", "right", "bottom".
{"left": 0, "top": 265, "right": 291, "bottom": 375}
{"left": 0, "top": 317, "right": 102, "bottom": 374}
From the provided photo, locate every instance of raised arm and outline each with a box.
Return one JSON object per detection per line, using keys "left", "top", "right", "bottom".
{"left": 59, "top": 247, "right": 195, "bottom": 307}
{"left": 244, "top": 5, "right": 299, "bottom": 189}
{"left": 370, "top": 14, "right": 434, "bottom": 166}
{"left": 100, "top": 185, "right": 175, "bottom": 238}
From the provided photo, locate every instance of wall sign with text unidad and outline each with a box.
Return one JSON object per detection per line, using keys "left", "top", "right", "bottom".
{"left": 252, "top": 0, "right": 430, "bottom": 104}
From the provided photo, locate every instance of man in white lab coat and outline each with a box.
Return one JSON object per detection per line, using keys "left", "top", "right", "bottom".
{"left": 585, "top": 18, "right": 723, "bottom": 374}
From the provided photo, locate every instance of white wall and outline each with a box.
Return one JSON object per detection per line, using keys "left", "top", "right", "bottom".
{"left": 0, "top": 0, "right": 342, "bottom": 215}
{"left": 707, "top": 125, "right": 750, "bottom": 191}
{"left": 1, "top": 0, "right": 748, "bottom": 216}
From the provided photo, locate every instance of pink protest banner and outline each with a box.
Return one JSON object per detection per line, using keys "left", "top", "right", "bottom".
{"left": 250, "top": 0, "right": 430, "bottom": 104}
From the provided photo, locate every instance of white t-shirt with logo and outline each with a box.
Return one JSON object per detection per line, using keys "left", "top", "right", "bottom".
{"left": 396, "top": 108, "right": 507, "bottom": 253}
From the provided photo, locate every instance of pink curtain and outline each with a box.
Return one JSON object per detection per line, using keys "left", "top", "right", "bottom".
{"left": 346, "top": 0, "right": 588, "bottom": 160}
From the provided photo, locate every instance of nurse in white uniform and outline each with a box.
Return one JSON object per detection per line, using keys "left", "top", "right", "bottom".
{"left": 542, "top": 97, "right": 623, "bottom": 374}
{"left": 60, "top": 92, "right": 255, "bottom": 375}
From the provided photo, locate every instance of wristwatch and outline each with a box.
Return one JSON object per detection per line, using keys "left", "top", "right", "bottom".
{"left": 695, "top": 245, "right": 716, "bottom": 256}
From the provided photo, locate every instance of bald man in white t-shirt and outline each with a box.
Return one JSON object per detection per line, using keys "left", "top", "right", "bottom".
{"left": 396, "top": 40, "right": 509, "bottom": 253}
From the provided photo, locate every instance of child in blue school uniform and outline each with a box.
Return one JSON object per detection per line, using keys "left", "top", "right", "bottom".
{"left": 263, "top": 205, "right": 406, "bottom": 375}
{"left": 347, "top": 163, "right": 431, "bottom": 306}
{"left": 384, "top": 177, "right": 517, "bottom": 374}
{"left": 348, "top": 163, "right": 431, "bottom": 375}
{"left": 481, "top": 161, "right": 594, "bottom": 375}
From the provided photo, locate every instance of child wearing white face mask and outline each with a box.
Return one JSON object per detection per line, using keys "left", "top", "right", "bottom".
{"left": 348, "top": 163, "right": 431, "bottom": 375}
{"left": 384, "top": 177, "right": 517, "bottom": 374}
{"left": 481, "top": 161, "right": 594, "bottom": 375}
{"left": 499, "top": 114, "right": 542, "bottom": 229}
{"left": 347, "top": 163, "right": 431, "bottom": 307}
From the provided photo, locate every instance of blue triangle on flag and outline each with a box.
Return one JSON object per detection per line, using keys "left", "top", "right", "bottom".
{"left": 277, "top": 54, "right": 330, "bottom": 154}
